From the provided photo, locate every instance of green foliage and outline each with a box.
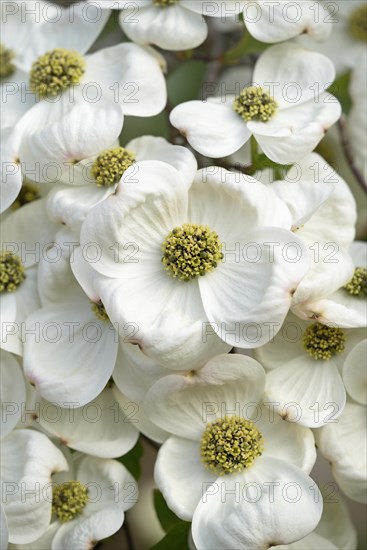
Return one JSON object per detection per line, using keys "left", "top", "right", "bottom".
{"left": 328, "top": 71, "right": 352, "bottom": 114}
{"left": 167, "top": 60, "right": 207, "bottom": 105}
{"left": 120, "top": 112, "right": 169, "bottom": 143}
{"left": 151, "top": 490, "right": 191, "bottom": 550}
{"left": 117, "top": 440, "right": 144, "bottom": 480}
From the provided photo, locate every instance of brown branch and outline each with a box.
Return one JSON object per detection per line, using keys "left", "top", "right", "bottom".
{"left": 337, "top": 116, "right": 367, "bottom": 193}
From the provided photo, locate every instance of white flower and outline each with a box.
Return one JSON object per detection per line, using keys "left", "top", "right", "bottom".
{"left": 315, "top": 400, "right": 366, "bottom": 504}
{"left": 0, "top": 429, "right": 68, "bottom": 544}
{"left": 11, "top": 452, "right": 139, "bottom": 550}
{"left": 74, "top": 159, "right": 310, "bottom": 369}
{"left": 268, "top": 153, "right": 360, "bottom": 327}
{"left": 0, "top": 199, "right": 57, "bottom": 355}
{"left": 0, "top": 349, "right": 26, "bottom": 438}
{"left": 112, "top": 0, "right": 245, "bottom": 51}
{"left": 296, "top": 0, "right": 367, "bottom": 74}
{"left": 23, "top": 229, "right": 119, "bottom": 406}
{"left": 243, "top": 0, "right": 332, "bottom": 43}
{"left": 0, "top": 0, "right": 110, "bottom": 130}
{"left": 255, "top": 312, "right": 366, "bottom": 427}
{"left": 143, "top": 354, "right": 321, "bottom": 548}
{"left": 170, "top": 43, "right": 341, "bottom": 163}
{"left": 346, "top": 52, "right": 367, "bottom": 182}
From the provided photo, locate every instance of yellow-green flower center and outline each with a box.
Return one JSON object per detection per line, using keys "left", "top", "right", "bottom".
{"left": 91, "top": 147, "right": 136, "bottom": 187}
{"left": 12, "top": 183, "right": 40, "bottom": 210}
{"left": 201, "top": 416, "right": 264, "bottom": 475}
{"left": 162, "top": 223, "right": 223, "bottom": 281}
{"left": 0, "top": 252, "right": 26, "bottom": 293}
{"left": 0, "top": 44, "right": 15, "bottom": 79}
{"left": 91, "top": 301, "right": 110, "bottom": 322}
{"left": 52, "top": 481, "right": 88, "bottom": 523}
{"left": 234, "top": 86, "right": 278, "bottom": 122}
{"left": 30, "top": 48, "right": 85, "bottom": 97}
{"left": 154, "top": 0, "right": 178, "bottom": 6}
{"left": 303, "top": 322, "right": 346, "bottom": 360}
{"left": 348, "top": 5, "right": 367, "bottom": 42}
{"left": 344, "top": 267, "right": 367, "bottom": 297}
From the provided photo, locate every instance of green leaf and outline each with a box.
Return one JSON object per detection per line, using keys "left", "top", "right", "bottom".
{"left": 120, "top": 112, "right": 169, "bottom": 143}
{"left": 328, "top": 71, "right": 352, "bottom": 114}
{"left": 117, "top": 440, "right": 144, "bottom": 480}
{"left": 222, "top": 32, "right": 268, "bottom": 64}
{"left": 150, "top": 522, "right": 191, "bottom": 550}
{"left": 167, "top": 60, "right": 207, "bottom": 106}
{"left": 153, "top": 490, "right": 182, "bottom": 532}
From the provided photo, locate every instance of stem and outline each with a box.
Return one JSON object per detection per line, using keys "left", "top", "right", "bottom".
{"left": 337, "top": 116, "right": 367, "bottom": 193}
{"left": 250, "top": 136, "right": 259, "bottom": 167}
{"left": 124, "top": 519, "right": 135, "bottom": 550}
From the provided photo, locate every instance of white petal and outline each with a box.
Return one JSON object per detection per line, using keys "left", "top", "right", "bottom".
{"left": 0, "top": 350, "right": 26, "bottom": 439}
{"left": 143, "top": 354, "right": 266, "bottom": 439}
{"left": 155, "top": 437, "right": 216, "bottom": 520}
{"left": 1, "top": 429, "right": 68, "bottom": 544}
{"left": 119, "top": 4, "right": 207, "bottom": 50}
{"left": 23, "top": 303, "right": 118, "bottom": 406}
{"left": 315, "top": 402, "right": 367, "bottom": 504}
{"left": 253, "top": 43, "right": 335, "bottom": 108}
{"left": 86, "top": 43, "right": 167, "bottom": 116}
{"left": 244, "top": 0, "right": 331, "bottom": 43}
{"left": 126, "top": 135, "right": 197, "bottom": 186}
{"left": 315, "top": 491, "right": 357, "bottom": 550}
{"left": 294, "top": 295, "right": 367, "bottom": 328}
{"left": 265, "top": 356, "right": 346, "bottom": 427}
{"left": 170, "top": 100, "right": 250, "bottom": 157}
{"left": 0, "top": 293, "right": 18, "bottom": 355}
{"left": 342, "top": 339, "right": 367, "bottom": 404}
{"left": 0, "top": 70, "right": 37, "bottom": 131}
{"left": 80, "top": 160, "right": 188, "bottom": 278}
{"left": 77, "top": 455, "right": 138, "bottom": 512}
{"left": 18, "top": 100, "right": 123, "bottom": 183}
{"left": 52, "top": 508, "right": 123, "bottom": 550}
{"left": 181, "top": 1, "right": 245, "bottom": 15}
{"left": 199, "top": 227, "right": 309, "bottom": 348}
{"left": 0, "top": 128, "right": 22, "bottom": 213}
{"left": 251, "top": 95, "right": 341, "bottom": 163}
{"left": 0, "top": 503, "right": 8, "bottom": 550}
{"left": 192, "top": 457, "right": 323, "bottom": 549}
{"left": 39, "top": 388, "right": 139, "bottom": 458}
{"left": 271, "top": 532, "right": 337, "bottom": 549}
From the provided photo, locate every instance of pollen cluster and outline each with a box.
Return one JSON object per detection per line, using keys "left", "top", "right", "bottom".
{"left": 91, "top": 301, "right": 110, "bottom": 322}
{"left": 52, "top": 481, "right": 89, "bottom": 523}
{"left": 12, "top": 184, "right": 41, "bottom": 210}
{"left": 348, "top": 5, "right": 367, "bottom": 42}
{"left": 29, "top": 48, "right": 85, "bottom": 97}
{"left": 91, "top": 147, "right": 136, "bottom": 187}
{"left": 0, "top": 252, "right": 26, "bottom": 293}
{"left": 234, "top": 86, "right": 278, "bottom": 122}
{"left": 344, "top": 267, "right": 367, "bottom": 297}
{"left": 154, "top": 0, "right": 178, "bottom": 6}
{"left": 303, "top": 322, "right": 346, "bottom": 360}
{"left": 200, "top": 416, "right": 264, "bottom": 475}
{"left": 162, "top": 223, "right": 223, "bottom": 281}
{"left": 0, "top": 44, "right": 15, "bottom": 79}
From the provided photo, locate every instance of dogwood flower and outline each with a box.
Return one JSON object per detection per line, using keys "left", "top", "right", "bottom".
{"left": 75, "top": 160, "right": 310, "bottom": 370}
{"left": 0, "top": 429, "right": 68, "bottom": 544}
{"left": 297, "top": 0, "right": 367, "bottom": 74}
{"left": 143, "top": 354, "right": 321, "bottom": 548}
{"left": 11, "top": 451, "right": 139, "bottom": 549}
{"left": 112, "top": 0, "right": 246, "bottom": 51}
{"left": 255, "top": 312, "right": 366, "bottom": 427}
{"left": 170, "top": 43, "right": 341, "bottom": 163}
{"left": 0, "top": 0, "right": 110, "bottom": 130}
{"left": 242, "top": 0, "right": 332, "bottom": 43}
{"left": 346, "top": 52, "right": 367, "bottom": 182}
{"left": 0, "top": 349, "right": 26, "bottom": 438}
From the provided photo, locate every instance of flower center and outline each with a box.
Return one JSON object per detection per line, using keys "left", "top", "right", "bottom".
{"left": 91, "top": 147, "right": 136, "bottom": 187}
{"left": 52, "top": 481, "right": 88, "bottom": 523}
{"left": 0, "top": 252, "right": 26, "bottom": 293}
{"left": 348, "top": 5, "right": 367, "bottom": 42}
{"left": 162, "top": 223, "right": 223, "bottom": 281}
{"left": 200, "top": 416, "right": 264, "bottom": 475}
{"left": 91, "top": 301, "right": 110, "bottom": 322}
{"left": 154, "top": 0, "right": 178, "bottom": 6}
{"left": 234, "top": 86, "right": 278, "bottom": 122}
{"left": 0, "top": 44, "right": 15, "bottom": 78}
{"left": 344, "top": 267, "right": 367, "bottom": 297}
{"left": 12, "top": 184, "right": 40, "bottom": 210}
{"left": 303, "top": 322, "right": 346, "bottom": 360}
{"left": 29, "top": 48, "right": 85, "bottom": 97}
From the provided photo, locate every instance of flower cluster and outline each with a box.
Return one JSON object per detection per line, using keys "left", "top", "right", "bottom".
{"left": 1, "top": 1, "right": 366, "bottom": 549}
